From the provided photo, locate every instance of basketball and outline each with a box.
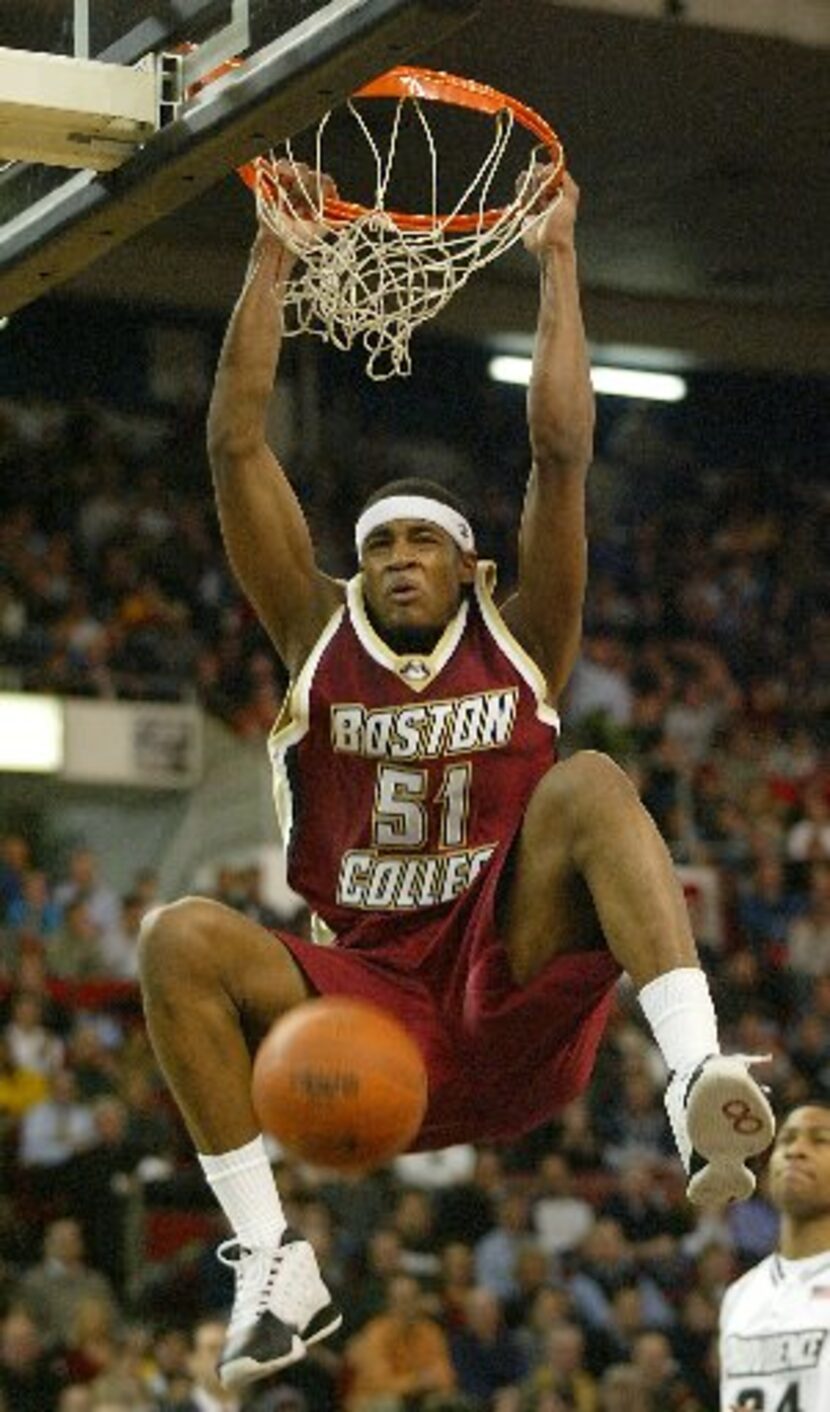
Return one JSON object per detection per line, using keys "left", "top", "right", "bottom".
{"left": 251, "top": 996, "right": 428, "bottom": 1173}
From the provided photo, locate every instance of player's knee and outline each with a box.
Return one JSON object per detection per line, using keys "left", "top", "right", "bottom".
{"left": 138, "top": 896, "right": 225, "bottom": 997}
{"left": 561, "top": 749, "right": 638, "bottom": 803}
{"left": 536, "top": 750, "right": 639, "bottom": 840}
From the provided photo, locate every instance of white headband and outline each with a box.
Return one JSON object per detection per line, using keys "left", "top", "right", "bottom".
{"left": 355, "top": 495, "right": 476, "bottom": 557}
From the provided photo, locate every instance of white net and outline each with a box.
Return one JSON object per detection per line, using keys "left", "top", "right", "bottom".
{"left": 247, "top": 82, "right": 562, "bottom": 379}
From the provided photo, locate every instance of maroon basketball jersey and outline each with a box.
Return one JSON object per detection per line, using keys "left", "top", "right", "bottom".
{"left": 269, "top": 563, "right": 559, "bottom": 939}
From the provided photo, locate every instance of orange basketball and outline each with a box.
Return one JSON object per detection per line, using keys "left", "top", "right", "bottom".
{"left": 251, "top": 996, "right": 428, "bottom": 1173}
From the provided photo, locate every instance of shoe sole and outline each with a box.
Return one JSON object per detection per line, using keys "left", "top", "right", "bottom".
{"left": 685, "top": 1060, "right": 775, "bottom": 1206}
{"left": 219, "top": 1310, "right": 343, "bottom": 1391}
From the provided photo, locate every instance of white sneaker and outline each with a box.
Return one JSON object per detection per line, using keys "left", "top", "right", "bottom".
{"left": 216, "top": 1227, "right": 342, "bottom": 1390}
{"left": 664, "top": 1053, "right": 775, "bottom": 1207}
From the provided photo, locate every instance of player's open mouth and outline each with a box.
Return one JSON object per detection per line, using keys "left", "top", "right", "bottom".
{"left": 389, "top": 582, "right": 419, "bottom": 602}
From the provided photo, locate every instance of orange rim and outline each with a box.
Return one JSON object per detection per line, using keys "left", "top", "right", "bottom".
{"left": 238, "top": 65, "right": 564, "bottom": 233}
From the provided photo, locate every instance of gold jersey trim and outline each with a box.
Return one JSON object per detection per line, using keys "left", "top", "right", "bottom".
{"left": 474, "top": 563, "right": 561, "bottom": 732}
{"left": 346, "top": 571, "right": 469, "bottom": 692}
{"left": 268, "top": 604, "right": 345, "bottom": 852}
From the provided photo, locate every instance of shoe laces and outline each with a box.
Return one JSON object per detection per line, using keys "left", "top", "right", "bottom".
{"left": 217, "top": 1239, "right": 287, "bottom": 1332}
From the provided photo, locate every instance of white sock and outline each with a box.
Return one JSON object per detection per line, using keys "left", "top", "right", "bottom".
{"left": 198, "top": 1134, "right": 286, "bottom": 1249}
{"left": 638, "top": 967, "right": 720, "bottom": 1076}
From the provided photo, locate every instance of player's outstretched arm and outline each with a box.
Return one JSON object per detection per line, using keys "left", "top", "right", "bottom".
{"left": 501, "top": 169, "right": 592, "bottom": 703}
{"left": 207, "top": 177, "right": 342, "bottom": 676}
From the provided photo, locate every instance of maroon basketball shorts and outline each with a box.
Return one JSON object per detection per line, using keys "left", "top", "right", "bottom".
{"left": 275, "top": 837, "right": 620, "bottom": 1150}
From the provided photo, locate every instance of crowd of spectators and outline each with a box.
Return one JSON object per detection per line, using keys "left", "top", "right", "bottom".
{"left": 0, "top": 376, "right": 828, "bottom": 1410}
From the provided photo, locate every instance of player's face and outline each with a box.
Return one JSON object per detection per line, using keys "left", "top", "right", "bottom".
{"left": 768, "top": 1106, "right": 830, "bottom": 1216}
{"left": 360, "top": 518, "right": 476, "bottom": 633}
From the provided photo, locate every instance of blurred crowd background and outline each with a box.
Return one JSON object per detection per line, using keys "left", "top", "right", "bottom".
{"left": 0, "top": 318, "right": 828, "bottom": 1412}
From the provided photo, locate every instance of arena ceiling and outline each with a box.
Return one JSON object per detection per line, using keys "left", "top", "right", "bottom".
{"left": 64, "top": 0, "right": 830, "bottom": 375}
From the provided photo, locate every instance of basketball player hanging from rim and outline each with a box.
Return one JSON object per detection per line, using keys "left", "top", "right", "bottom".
{"left": 138, "top": 159, "right": 774, "bottom": 1391}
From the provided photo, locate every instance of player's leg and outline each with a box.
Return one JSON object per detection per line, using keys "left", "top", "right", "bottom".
{"left": 138, "top": 898, "right": 341, "bottom": 1388}
{"left": 498, "top": 749, "right": 774, "bottom": 1205}
{"left": 139, "top": 896, "right": 311, "bottom": 1149}
{"left": 500, "top": 749, "right": 699, "bottom": 986}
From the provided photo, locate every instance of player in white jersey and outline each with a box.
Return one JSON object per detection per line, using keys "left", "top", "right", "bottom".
{"left": 720, "top": 1102, "right": 830, "bottom": 1411}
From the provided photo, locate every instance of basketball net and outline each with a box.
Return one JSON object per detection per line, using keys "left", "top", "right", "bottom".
{"left": 240, "top": 68, "right": 564, "bottom": 379}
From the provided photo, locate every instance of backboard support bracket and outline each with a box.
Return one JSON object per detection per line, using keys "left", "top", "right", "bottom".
{"left": 180, "top": 0, "right": 251, "bottom": 91}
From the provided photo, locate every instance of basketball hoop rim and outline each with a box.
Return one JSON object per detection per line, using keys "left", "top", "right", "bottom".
{"left": 238, "top": 65, "right": 564, "bottom": 234}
